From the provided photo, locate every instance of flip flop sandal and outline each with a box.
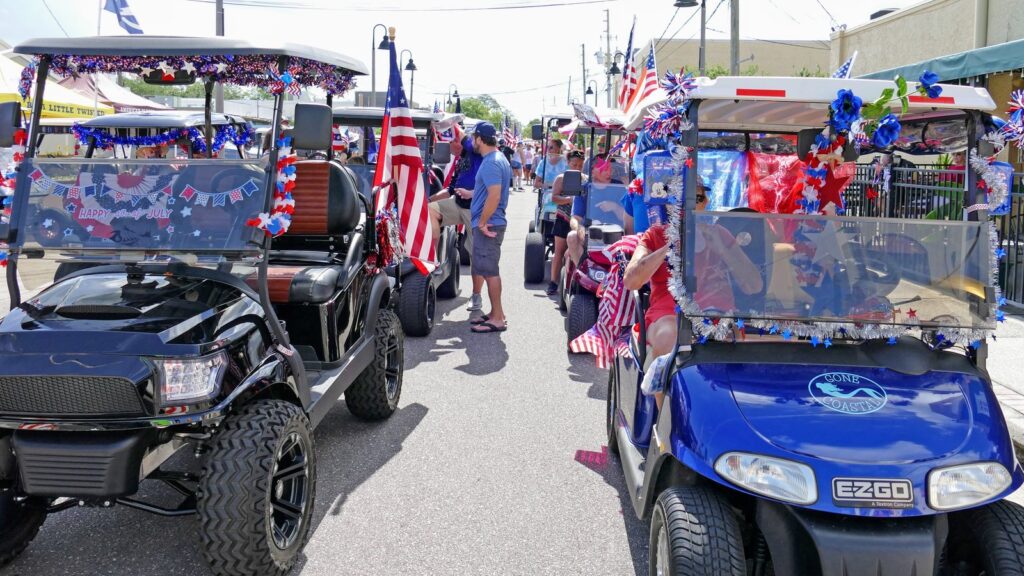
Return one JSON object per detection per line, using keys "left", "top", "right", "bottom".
{"left": 470, "top": 315, "right": 490, "bottom": 325}
{"left": 471, "top": 321, "right": 507, "bottom": 333}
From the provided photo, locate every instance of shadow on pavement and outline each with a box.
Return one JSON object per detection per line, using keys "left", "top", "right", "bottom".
{"left": 574, "top": 445, "right": 649, "bottom": 576}
{"left": 403, "top": 294, "right": 470, "bottom": 371}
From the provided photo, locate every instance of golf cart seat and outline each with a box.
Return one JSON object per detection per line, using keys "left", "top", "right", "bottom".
{"left": 263, "top": 103, "right": 364, "bottom": 304}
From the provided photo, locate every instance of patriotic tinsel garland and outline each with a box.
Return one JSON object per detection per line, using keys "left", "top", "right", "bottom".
{"left": 246, "top": 135, "right": 296, "bottom": 237}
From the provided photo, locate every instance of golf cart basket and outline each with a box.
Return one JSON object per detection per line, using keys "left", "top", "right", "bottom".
{"left": 3, "top": 36, "right": 367, "bottom": 368}
{"left": 624, "top": 75, "right": 1005, "bottom": 355}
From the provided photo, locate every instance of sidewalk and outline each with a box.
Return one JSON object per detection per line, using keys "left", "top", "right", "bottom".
{"left": 988, "top": 309, "right": 1024, "bottom": 460}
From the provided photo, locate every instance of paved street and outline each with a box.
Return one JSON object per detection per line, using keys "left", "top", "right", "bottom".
{"left": 0, "top": 187, "right": 647, "bottom": 576}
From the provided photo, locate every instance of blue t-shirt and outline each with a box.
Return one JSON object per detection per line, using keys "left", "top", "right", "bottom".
{"left": 620, "top": 193, "right": 651, "bottom": 234}
{"left": 471, "top": 151, "right": 512, "bottom": 228}
{"left": 534, "top": 157, "right": 567, "bottom": 188}
{"left": 451, "top": 136, "right": 484, "bottom": 191}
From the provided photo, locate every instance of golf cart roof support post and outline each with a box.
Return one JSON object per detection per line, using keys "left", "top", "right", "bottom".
{"left": 203, "top": 80, "right": 215, "bottom": 159}
{"left": 326, "top": 93, "right": 334, "bottom": 161}
{"left": 678, "top": 99, "right": 701, "bottom": 351}
{"left": 257, "top": 54, "right": 306, "bottom": 390}
{"left": 25, "top": 56, "right": 51, "bottom": 159}
{"left": 85, "top": 136, "right": 96, "bottom": 158}
{"left": 965, "top": 112, "right": 984, "bottom": 222}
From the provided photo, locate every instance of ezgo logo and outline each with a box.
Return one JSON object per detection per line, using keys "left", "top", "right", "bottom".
{"left": 808, "top": 372, "right": 887, "bottom": 415}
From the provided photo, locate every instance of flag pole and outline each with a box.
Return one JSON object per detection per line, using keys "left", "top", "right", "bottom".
{"left": 94, "top": 0, "right": 102, "bottom": 117}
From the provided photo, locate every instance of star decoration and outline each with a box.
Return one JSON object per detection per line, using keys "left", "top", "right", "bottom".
{"left": 215, "top": 62, "right": 228, "bottom": 73}
{"left": 167, "top": 197, "right": 176, "bottom": 205}
{"left": 139, "top": 66, "right": 154, "bottom": 76}
{"left": 823, "top": 338, "right": 832, "bottom": 348}
{"left": 42, "top": 218, "right": 53, "bottom": 229}
{"left": 811, "top": 336, "right": 820, "bottom": 347}
{"left": 167, "top": 225, "right": 175, "bottom": 233}
{"left": 782, "top": 329, "right": 792, "bottom": 340}
{"left": 887, "top": 336, "right": 897, "bottom": 345}
{"left": 866, "top": 186, "right": 878, "bottom": 201}
{"left": 192, "top": 230, "right": 201, "bottom": 237}
{"left": 86, "top": 225, "right": 94, "bottom": 233}
{"left": 803, "top": 220, "right": 853, "bottom": 264}
{"left": 62, "top": 228, "right": 72, "bottom": 237}
{"left": 182, "top": 62, "right": 197, "bottom": 74}
{"left": 181, "top": 206, "right": 192, "bottom": 217}
{"left": 907, "top": 308, "right": 917, "bottom": 319}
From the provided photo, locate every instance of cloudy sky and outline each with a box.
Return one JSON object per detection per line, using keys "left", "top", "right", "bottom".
{"left": 2, "top": 0, "right": 923, "bottom": 121}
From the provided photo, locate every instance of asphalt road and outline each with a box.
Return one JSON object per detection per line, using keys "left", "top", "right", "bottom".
{"left": 1, "top": 186, "right": 647, "bottom": 576}
{"left": 4, "top": 187, "right": 1023, "bottom": 576}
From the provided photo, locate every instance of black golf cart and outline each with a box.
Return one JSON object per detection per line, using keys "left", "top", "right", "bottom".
{"left": 523, "top": 108, "right": 574, "bottom": 284}
{"left": 332, "top": 106, "right": 461, "bottom": 337}
{"left": 0, "top": 37, "right": 402, "bottom": 576}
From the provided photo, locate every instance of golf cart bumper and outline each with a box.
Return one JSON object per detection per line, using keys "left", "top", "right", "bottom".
{"left": 757, "top": 499, "right": 948, "bottom": 576}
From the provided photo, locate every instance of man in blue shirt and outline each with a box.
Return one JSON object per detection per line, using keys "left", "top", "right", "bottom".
{"left": 468, "top": 122, "right": 512, "bottom": 333}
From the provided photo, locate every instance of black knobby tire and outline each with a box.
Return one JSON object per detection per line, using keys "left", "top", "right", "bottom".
{"left": 947, "top": 499, "right": 1024, "bottom": 575}
{"left": 557, "top": 269, "right": 568, "bottom": 313}
{"left": 458, "top": 233, "right": 471, "bottom": 266}
{"left": 346, "top": 309, "right": 404, "bottom": 421}
{"left": 437, "top": 242, "right": 461, "bottom": 299}
{"left": 398, "top": 271, "right": 435, "bottom": 337}
{"left": 524, "top": 231, "right": 546, "bottom": 284}
{"left": 649, "top": 485, "right": 746, "bottom": 576}
{"left": 198, "top": 400, "right": 316, "bottom": 576}
{"left": 528, "top": 220, "right": 536, "bottom": 234}
{"left": 0, "top": 494, "right": 47, "bottom": 568}
{"left": 566, "top": 292, "right": 598, "bottom": 349}
{"left": 606, "top": 370, "right": 619, "bottom": 455}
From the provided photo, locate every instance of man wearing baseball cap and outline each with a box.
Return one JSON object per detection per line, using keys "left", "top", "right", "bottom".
{"left": 468, "top": 121, "right": 512, "bottom": 333}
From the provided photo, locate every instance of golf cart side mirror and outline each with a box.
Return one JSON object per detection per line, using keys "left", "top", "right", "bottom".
{"left": 0, "top": 102, "right": 21, "bottom": 148}
{"left": 562, "top": 170, "right": 583, "bottom": 195}
{"left": 291, "top": 103, "right": 332, "bottom": 152}
{"left": 531, "top": 125, "right": 543, "bottom": 140}
{"left": 432, "top": 141, "right": 451, "bottom": 164}
{"left": 796, "top": 128, "right": 823, "bottom": 158}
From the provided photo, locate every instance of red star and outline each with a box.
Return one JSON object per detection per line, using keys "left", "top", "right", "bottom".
{"left": 866, "top": 186, "right": 878, "bottom": 201}
{"left": 907, "top": 308, "right": 917, "bottom": 319}
{"left": 685, "top": 157, "right": 693, "bottom": 168}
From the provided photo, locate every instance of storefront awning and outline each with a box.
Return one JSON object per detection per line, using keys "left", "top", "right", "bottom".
{"left": 0, "top": 56, "right": 113, "bottom": 118}
{"left": 859, "top": 38, "right": 1024, "bottom": 83}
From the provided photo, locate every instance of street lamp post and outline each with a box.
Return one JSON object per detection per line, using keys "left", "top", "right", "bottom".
{"left": 586, "top": 81, "right": 598, "bottom": 106}
{"left": 400, "top": 49, "right": 417, "bottom": 106}
{"left": 674, "top": 0, "right": 706, "bottom": 76}
{"left": 371, "top": 23, "right": 390, "bottom": 107}
{"left": 608, "top": 51, "right": 623, "bottom": 107}
{"left": 446, "top": 84, "right": 459, "bottom": 113}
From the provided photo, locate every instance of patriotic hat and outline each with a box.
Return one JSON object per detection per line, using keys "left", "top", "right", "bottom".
{"left": 473, "top": 122, "right": 497, "bottom": 138}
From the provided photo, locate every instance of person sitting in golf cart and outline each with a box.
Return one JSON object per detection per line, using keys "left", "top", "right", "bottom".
{"left": 566, "top": 154, "right": 622, "bottom": 264}
{"left": 623, "top": 178, "right": 763, "bottom": 407}
{"left": 544, "top": 149, "right": 583, "bottom": 295}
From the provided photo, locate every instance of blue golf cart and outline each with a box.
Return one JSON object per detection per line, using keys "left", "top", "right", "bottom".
{"left": 608, "top": 76, "right": 1024, "bottom": 575}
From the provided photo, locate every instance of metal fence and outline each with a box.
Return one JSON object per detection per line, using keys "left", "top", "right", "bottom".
{"left": 842, "top": 163, "right": 1024, "bottom": 306}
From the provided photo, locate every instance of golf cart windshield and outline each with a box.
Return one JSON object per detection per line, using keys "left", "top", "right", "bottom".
{"left": 585, "top": 182, "right": 627, "bottom": 228}
{"left": 687, "top": 211, "right": 992, "bottom": 330}
{"left": 11, "top": 157, "right": 267, "bottom": 262}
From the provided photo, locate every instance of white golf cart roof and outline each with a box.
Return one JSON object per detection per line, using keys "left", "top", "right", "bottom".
{"left": 332, "top": 106, "right": 442, "bottom": 125}
{"left": 572, "top": 103, "right": 626, "bottom": 129}
{"left": 623, "top": 76, "right": 996, "bottom": 133}
{"left": 433, "top": 112, "right": 464, "bottom": 133}
{"left": 541, "top": 106, "right": 575, "bottom": 121}
{"left": 80, "top": 110, "right": 250, "bottom": 129}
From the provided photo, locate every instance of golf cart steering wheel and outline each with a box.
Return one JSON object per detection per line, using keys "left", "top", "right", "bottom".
{"left": 209, "top": 167, "right": 262, "bottom": 195}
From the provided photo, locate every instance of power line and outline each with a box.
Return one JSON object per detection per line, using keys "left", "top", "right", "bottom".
{"left": 766, "top": 0, "right": 801, "bottom": 24}
{"left": 813, "top": 0, "right": 840, "bottom": 28}
{"left": 653, "top": 7, "right": 681, "bottom": 52}
{"left": 41, "top": 0, "right": 69, "bottom": 36}
{"left": 182, "top": 0, "right": 619, "bottom": 11}
{"left": 659, "top": 0, "right": 725, "bottom": 65}
{"left": 704, "top": 28, "right": 831, "bottom": 50}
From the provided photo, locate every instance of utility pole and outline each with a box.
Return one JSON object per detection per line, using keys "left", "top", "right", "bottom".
{"left": 215, "top": 0, "right": 224, "bottom": 113}
{"left": 699, "top": 0, "right": 707, "bottom": 76}
{"left": 567, "top": 76, "right": 572, "bottom": 105}
{"left": 730, "top": 0, "right": 739, "bottom": 75}
{"left": 581, "top": 44, "right": 587, "bottom": 103}
{"left": 604, "top": 9, "right": 612, "bottom": 108}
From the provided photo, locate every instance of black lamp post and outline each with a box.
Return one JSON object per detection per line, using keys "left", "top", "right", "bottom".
{"left": 447, "top": 84, "right": 459, "bottom": 113}
{"left": 586, "top": 80, "right": 598, "bottom": 106}
{"left": 400, "top": 49, "right": 417, "bottom": 105}
{"left": 371, "top": 23, "right": 391, "bottom": 105}
{"left": 674, "top": 0, "right": 706, "bottom": 75}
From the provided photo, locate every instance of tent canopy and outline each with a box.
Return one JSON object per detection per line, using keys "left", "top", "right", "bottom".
{"left": 0, "top": 56, "right": 113, "bottom": 118}
{"left": 859, "top": 38, "right": 1024, "bottom": 83}
{"left": 58, "top": 74, "right": 169, "bottom": 112}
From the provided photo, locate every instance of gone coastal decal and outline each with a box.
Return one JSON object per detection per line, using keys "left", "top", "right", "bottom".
{"left": 808, "top": 372, "right": 887, "bottom": 415}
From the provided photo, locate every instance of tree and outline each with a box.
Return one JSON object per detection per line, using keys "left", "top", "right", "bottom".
{"left": 457, "top": 95, "right": 517, "bottom": 128}
{"left": 118, "top": 77, "right": 268, "bottom": 100}
{"left": 796, "top": 66, "right": 828, "bottom": 78}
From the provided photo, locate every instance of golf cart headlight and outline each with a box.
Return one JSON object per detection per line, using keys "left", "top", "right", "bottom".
{"left": 928, "top": 462, "right": 1012, "bottom": 511}
{"left": 154, "top": 351, "right": 227, "bottom": 405}
{"left": 715, "top": 452, "right": 817, "bottom": 505}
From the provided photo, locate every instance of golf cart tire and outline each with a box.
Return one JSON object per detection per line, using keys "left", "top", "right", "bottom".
{"left": 346, "top": 309, "right": 404, "bottom": 421}
{"left": 528, "top": 220, "right": 536, "bottom": 233}
{"left": 398, "top": 272, "right": 435, "bottom": 337}
{"left": 557, "top": 270, "right": 568, "bottom": 313}
{"left": 0, "top": 495, "right": 47, "bottom": 568}
{"left": 606, "top": 370, "right": 619, "bottom": 455}
{"left": 437, "top": 246, "right": 461, "bottom": 299}
{"left": 951, "top": 499, "right": 1024, "bottom": 574}
{"left": 524, "top": 232, "right": 546, "bottom": 284}
{"left": 649, "top": 485, "right": 746, "bottom": 576}
{"left": 567, "top": 292, "right": 598, "bottom": 349}
{"left": 198, "top": 400, "right": 316, "bottom": 576}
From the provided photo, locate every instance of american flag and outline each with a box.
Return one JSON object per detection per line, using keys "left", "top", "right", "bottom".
{"left": 502, "top": 116, "right": 515, "bottom": 147}
{"left": 372, "top": 38, "right": 436, "bottom": 274}
{"left": 104, "top": 0, "right": 143, "bottom": 34}
{"left": 617, "top": 19, "right": 637, "bottom": 111}
{"left": 568, "top": 235, "right": 640, "bottom": 368}
{"left": 626, "top": 44, "right": 658, "bottom": 114}
{"left": 433, "top": 101, "right": 441, "bottom": 114}
{"left": 832, "top": 51, "right": 858, "bottom": 79}
{"left": 332, "top": 124, "right": 349, "bottom": 153}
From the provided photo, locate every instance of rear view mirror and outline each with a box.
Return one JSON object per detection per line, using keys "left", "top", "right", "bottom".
{"left": 531, "top": 125, "right": 543, "bottom": 140}
{"left": 0, "top": 102, "right": 21, "bottom": 148}
{"left": 432, "top": 141, "right": 451, "bottom": 164}
{"left": 562, "top": 170, "right": 583, "bottom": 196}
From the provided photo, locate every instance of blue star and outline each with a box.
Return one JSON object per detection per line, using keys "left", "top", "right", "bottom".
{"left": 769, "top": 324, "right": 779, "bottom": 335}
{"left": 782, "top": 329, "right": 792, "bottom": 340}
{"left": 698, "top": 335, "right": 708, "bottom": 344}
{"left": 823, "top": 338, "right": 832, "bottom": 348}
{"left": 971, "top": 340, "right": 982, "bottom": 350}
{"left": 736, "top": 319, "right": 745, "bottom": 329}
{"left": 887, "top": 336, "right": 897, "bottom": 345}
{"left": 996, "top": 248, "right": 1007, "bottom": 259}
{"left": 811, "top": 336, "right": 820, "bottom": 347}
{"left": 65, "top": 203, "right": 76, "bottom": 213}
{"left": 997, "top": 310, "right": 1006, "bottom": 322}
{"left": 62, "top": 228, "right": 73, "bottom": 237}
{"left": 167, "top": 197, "right": 176, "bottom": 205}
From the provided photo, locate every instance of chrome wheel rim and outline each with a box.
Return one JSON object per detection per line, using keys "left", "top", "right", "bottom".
{"left": 656, "top": 518, "right": 670, "bottom": 576}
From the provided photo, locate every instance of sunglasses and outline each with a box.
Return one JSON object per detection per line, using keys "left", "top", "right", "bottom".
{"left": 696, "top": 194, "right": 708, "bottom": 203}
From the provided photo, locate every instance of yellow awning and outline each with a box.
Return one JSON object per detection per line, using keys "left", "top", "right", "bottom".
{"left": 0, "top": 57, "right": 114, "bottom": 119}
